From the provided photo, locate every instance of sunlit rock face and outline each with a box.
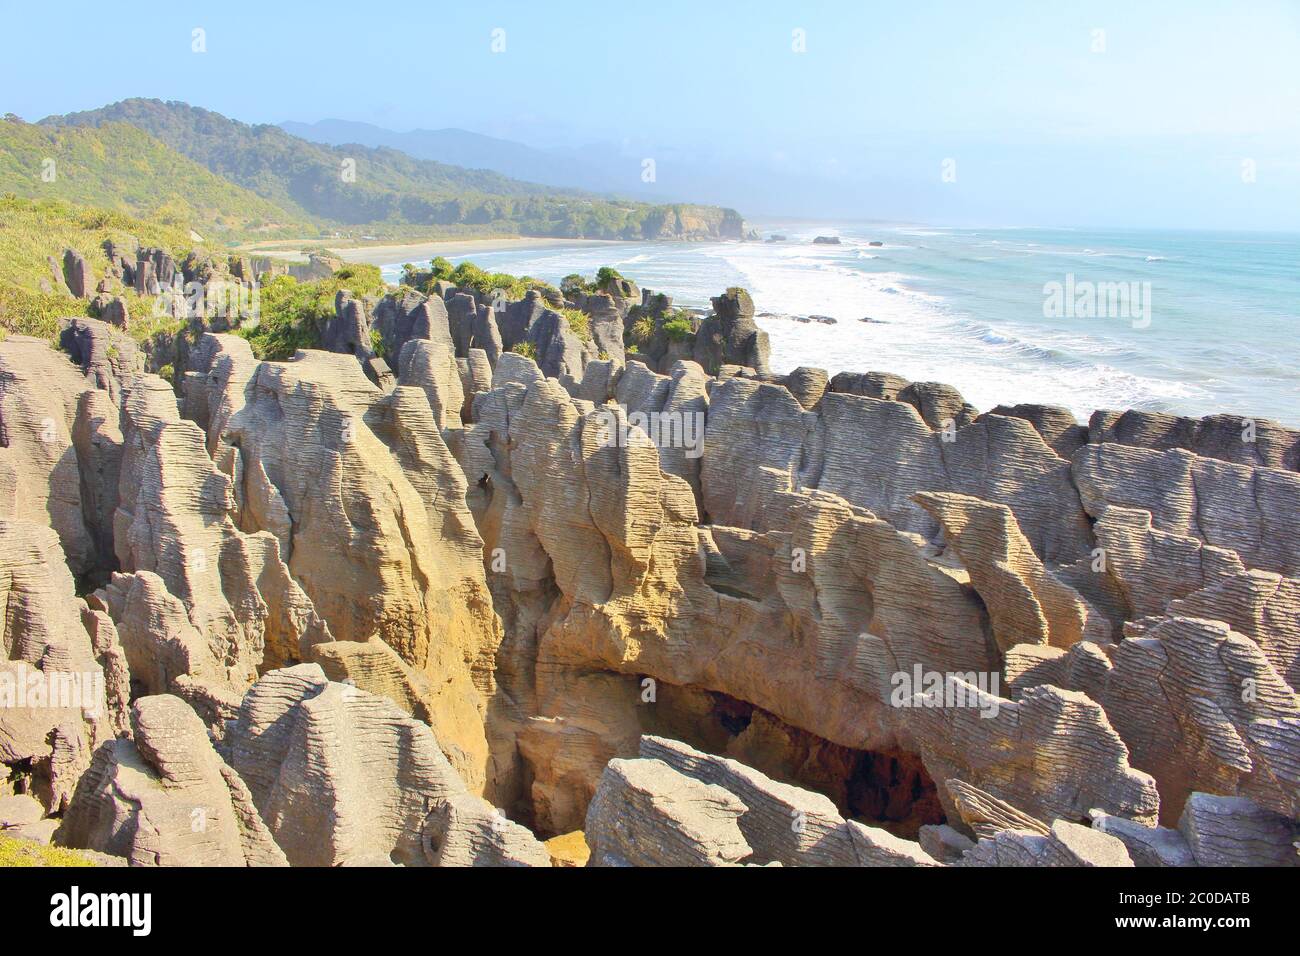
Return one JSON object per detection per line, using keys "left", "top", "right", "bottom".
{"left": 2, "top": 268, "right": 1299, "bottom": 868}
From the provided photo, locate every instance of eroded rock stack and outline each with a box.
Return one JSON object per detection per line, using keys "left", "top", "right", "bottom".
{"left": 1, "top": 265, "right": 1297, "bottom": 868}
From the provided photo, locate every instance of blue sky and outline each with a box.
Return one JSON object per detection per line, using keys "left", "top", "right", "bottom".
{"left": 3, "top": 0, "right": 1298, "bottom": 228}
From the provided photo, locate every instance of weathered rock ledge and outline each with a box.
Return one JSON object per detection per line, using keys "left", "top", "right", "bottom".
{"left": 2, "top": 271, "right": 1297, "bottom": 867}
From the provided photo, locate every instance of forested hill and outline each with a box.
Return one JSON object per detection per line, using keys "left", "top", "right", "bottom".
{"left": 42, "top": 99, "right": 750, "bottom": 241}
{"left": 0, "top": 115, "right": 301, "bottom": 236}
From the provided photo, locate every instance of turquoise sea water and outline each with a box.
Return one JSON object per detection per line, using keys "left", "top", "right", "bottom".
{"left": 380, "top": 223, "right": 1300, "bottom": 426}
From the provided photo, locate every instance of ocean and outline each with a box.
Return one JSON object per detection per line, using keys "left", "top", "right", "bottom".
{"left": 379, "top": 223, "right": 1300, "bottom": 427}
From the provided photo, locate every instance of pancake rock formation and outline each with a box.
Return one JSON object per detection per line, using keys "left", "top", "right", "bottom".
{"left": 1, "top": 266, "right": 1297, "bottom": 869}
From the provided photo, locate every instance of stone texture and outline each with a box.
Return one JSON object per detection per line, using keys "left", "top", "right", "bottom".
{"left": 56, "top": 695, "right": 288, "bottom": 866}
{"left": 223, "top": 665, "right": 546, "bottom": 867}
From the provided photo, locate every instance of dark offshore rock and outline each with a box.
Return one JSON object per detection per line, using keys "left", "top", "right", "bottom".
{"left": 692, "top": 288, "right": 771, "bottom": 376}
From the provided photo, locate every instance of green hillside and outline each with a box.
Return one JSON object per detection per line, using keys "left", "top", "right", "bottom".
{"left": 0, "top": 115, "right": 303, "bottom": 236}
{"left": 0, "top": 194, "right": 197, "bottom": 338}
{"left": 44, "top": 99, "right": 749, "bottom": 240}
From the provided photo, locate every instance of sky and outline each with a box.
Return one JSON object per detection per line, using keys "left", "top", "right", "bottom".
{"left": 2, "top": 0, "right": 1298, "bottom": 229}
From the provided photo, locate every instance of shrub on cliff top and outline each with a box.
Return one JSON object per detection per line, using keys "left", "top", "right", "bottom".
{"left": 559, "top": 307, "right": 592, "bottom": 344}
{"left": 661, "top": 313, "right": 695, "bottom": 343}
{"left": 595, "top": 266, "right": 624, "bottom": 291}
{"left": 236, "top": 264, "right": 386, "bottom": 361}
{"left": 447, "top": 260, "right": 557, "bottom": 301}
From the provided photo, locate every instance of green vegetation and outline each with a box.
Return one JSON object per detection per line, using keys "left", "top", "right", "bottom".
{"left": 157, "top": 363, "right": 174, "bottom": 384}
{"left": 595, "top": 266, "right": 624, "bottom": 291}
{"left": 561, "top": 266, "right": 628, "bottom": 297}
{"left": 41, "top": 100, "right": 749, "bottom": 241}
{"left": 559, "top": 307, "right": 592, "bottom": 343}
{"left": 623, "top": 306, "right": 695, "bottom": 351}
{"left": 0, "top": 195, "right": 191, "bottom": 289}
{"left": 560, "top": 273, "right": 591, "bottom": 296}
{"left": 235, "top": 263, "right": 385, "bottom": 362}
{"left": 661, "top": 313, "right": 695, "bottom": 343}
{"left": 0, "top": 833, "right": 97, "bottom": 867}
{"left": 402, "top": 258, "right": 558, "bottom": 302}
{"left": 510, "top": 340, "right": 538, "bottom": 360}
{"left": 0, "top": 116, "right": 300, "bottom": 237}
{"left": 627, "top": 311, "right": 656, "bottom": 349}
{"left": 0, "top": 194, "right": 196, "bottom": 339}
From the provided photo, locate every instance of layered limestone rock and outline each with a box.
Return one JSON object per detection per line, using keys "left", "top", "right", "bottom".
{"left": 585, "top": 756, "right": 752, "bottom": 866}
{"left": 101, "top": 372, "right": 330, "bottom": 711}
{"left": 702, "top": 380, "right": 1093, "bottom": 565}
{"left": 1005, "top": 616, "right": 1300, "bottom": 823}
{"left": 215, "top": 351, "right": 502, "bottom": 793}
{"left": 638, "top": 736, "right": 939, "bottom": 866}
{"left": 692, "top": 288, "right": 770, "bottom": 376}
{"left": 962, "top": 819, "right": 1135, "bottom": 867}
{"left": 222, "top": 665, "right": 547, "bottom": 867}
{"left": 916, "top": 491, "right": 1109, "bottom": 652}
{"left": 0, "top": 338, "right": 99, "bottom": 578}
{"left": 3, "top": 257, "right": 1299, "bottom": 868}
{"left": 456, "top": 368, "right": 1159, "bottom": 839}
{"left": 0, "top": 521, "right": 118, "bottom": 812}
{"left": 1088, "top": 408, "right": 1300, "bottom": 471}
{"left": 1073, "top": 442, "right": 1300, "bottom": 577}
{"left": 56, "top": 695, "right": 288, "bottom": 866}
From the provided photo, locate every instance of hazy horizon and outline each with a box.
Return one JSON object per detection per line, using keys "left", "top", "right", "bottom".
{"left": 4, "top": 0, "right": 1298, "bottom": 230}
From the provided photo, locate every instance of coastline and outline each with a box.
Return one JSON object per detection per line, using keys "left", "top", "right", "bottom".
{"left": 236, "top": 236, "right": 625, "bottom": 265}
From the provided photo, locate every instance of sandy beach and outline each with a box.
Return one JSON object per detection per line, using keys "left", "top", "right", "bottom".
{"left": 236, "top": 235, "right": 620, "bottom": 266}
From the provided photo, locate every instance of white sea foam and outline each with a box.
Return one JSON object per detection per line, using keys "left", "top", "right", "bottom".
{"left": 379, "top": 224, "right": 1299, "bottom": 425}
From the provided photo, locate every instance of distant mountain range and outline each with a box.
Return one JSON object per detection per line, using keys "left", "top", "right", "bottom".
{"left": 24, "top": 99, "right": 749, "bottom": 242}
{"left": 279, "top": 118, "right": 618, "bottom": 196}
